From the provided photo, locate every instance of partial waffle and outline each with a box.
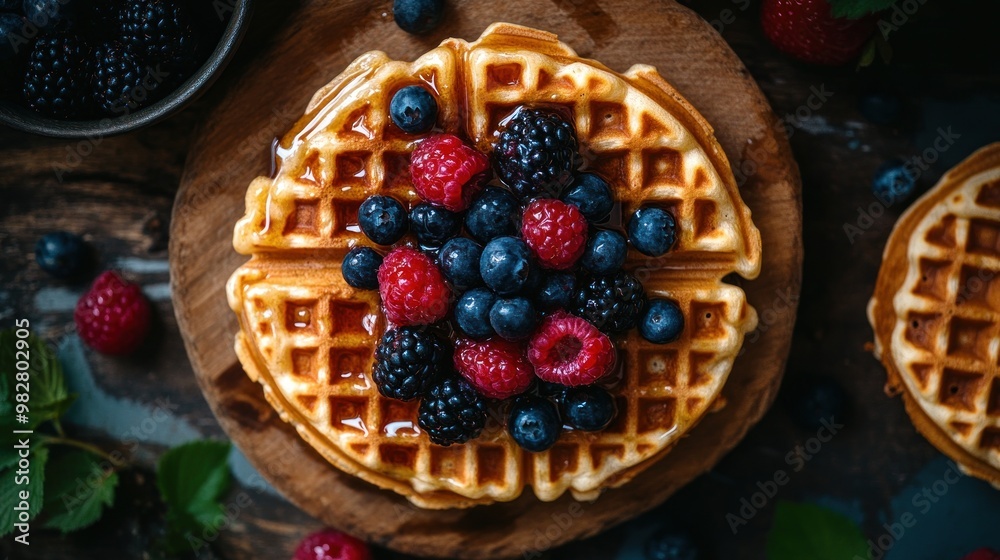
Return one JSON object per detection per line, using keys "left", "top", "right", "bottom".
{"left": 868, "top": 143, "right": 1000, "bottom": 487}
{"left": 227, "top": 23, "right": 762, "bottom": 508}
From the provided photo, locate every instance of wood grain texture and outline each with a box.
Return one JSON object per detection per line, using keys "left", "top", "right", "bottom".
{"left": 169, "top": 1, "right": 802, "bottom": 557}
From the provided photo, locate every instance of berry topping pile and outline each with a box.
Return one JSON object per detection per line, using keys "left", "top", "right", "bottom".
{"left": 341, "top": 94, "right": 688, "bottom": 451}
{"left": 1, "top": 0, "right": 225, "bottom": 119}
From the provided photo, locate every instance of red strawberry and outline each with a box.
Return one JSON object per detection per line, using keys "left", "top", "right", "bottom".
{"left": 761, "top": 0, "right": 880, "bottom": 66}
{"left": 74, "top": 271, "right": 151, "bottom": 355}
{"left": 454, "top": 337, "right": 534, "bottom": 399}
{"left": 521, "top": 199, "right": 588, "bottom": 270}
{"left": 377, "top": 247, "right": 452, "bottom": 326}
{"left": 528, "top": 311, "right": 616, "bottom": 386}
{"left": 410, "top": 134, "right": 489, "bottom": 211}
{"left": 293, "top": 528, "right": 371, "bottom": 560}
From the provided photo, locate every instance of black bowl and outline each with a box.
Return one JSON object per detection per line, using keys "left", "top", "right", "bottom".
{"left": 0, "top": 0, "right": 252, "bottom": 138}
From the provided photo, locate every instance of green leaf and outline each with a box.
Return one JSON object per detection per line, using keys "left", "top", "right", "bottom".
{"left": 0, "top": 330, "right": 75, "bottom": 430}
{"left": 41, "top": 449, "right": 118, "bottom": 533}
{"left": 767, "top": 501, "right": 869, "bottom": 560}
{"left": 0, "top": 445, "right": 49, "bottom": 537}
{"left": 157, "top": 440, "right": 232, "bottom": 550}
{"left": 829, "top": 0, "right": 897, "bottom": 19}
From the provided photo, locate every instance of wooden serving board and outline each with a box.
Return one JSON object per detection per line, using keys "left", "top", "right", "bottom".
{"left": 169, "top": 1, "right": 802, "bottom": 557}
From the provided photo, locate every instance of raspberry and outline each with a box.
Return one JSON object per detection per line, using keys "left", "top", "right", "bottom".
{"left": 74, "top": 271, "right": 151, "bottom": 355}
{"left": 293, "top": 529, "right": 371, "bottom": 560}
{"left": 410, "top": 134, "right": 489, "bottom": 211}
{"left": 528, "top": 311, "right": 615, "bottom": 386}
{"left": 454, "top": 337, "right": 534, "bottom": 399}
{"left": 377, "top": 247, "right": 452, "bottom": 326}
{"left": 521, "top": 199, "right": 588, "bottom": 270}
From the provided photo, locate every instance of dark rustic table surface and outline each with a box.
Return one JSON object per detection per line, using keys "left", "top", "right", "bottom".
{"left": 3, "top": 1, "right": 1000, "bottom": 559}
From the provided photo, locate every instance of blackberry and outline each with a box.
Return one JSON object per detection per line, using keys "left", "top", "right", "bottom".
{"left": 93, "top": 41, "right": 160, "bottom": 115}
{"left": 418, "top": 376, "right": 487, "bottom": 446}
{"left": 23, "top": 33, "right": 92, "bottom": 118}
{"left": 494, "top": 108, "right": 580, "bottom": 200}
{"left": 372, "top": 327, "right": 450, "bottom": 401}
{"left": 120, "top": 0, "right": 198, "bottom": 74}
{"left": 571, "top": 271, "right": 646, "bottom": 334}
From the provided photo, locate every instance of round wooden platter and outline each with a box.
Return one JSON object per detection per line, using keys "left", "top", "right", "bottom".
{"left": 169, "top": 1, "right": 802, "bottom": 557}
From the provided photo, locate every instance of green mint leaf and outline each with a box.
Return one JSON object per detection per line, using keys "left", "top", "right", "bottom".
{"left": 157, "top": 440, "right": 232, "bottom": 548}
{"left": 0, "top": 330, "right": 74, "bottom": 430}
{"left": 829, "top": 0, "right": 897, "bottom": 19}
{"left": 767, "top": 501, "right": 868, "bottom": 560}
{"left": 0, "top": 444, "right": 48, "bottom": 537}
{"left": 41, "top": 449, "right": 118, "bottom": 534}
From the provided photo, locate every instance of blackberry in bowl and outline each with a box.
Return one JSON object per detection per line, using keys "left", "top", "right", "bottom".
{"left": 0, "top": 0, "right": 251, "bottom": 137}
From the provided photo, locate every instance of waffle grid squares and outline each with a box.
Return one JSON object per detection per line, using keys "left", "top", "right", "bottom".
{"left": 229, "top": 25, "right": 761, "bottom": 506}
{"left": 896, "top": 185, "right": 1000, "bottom": 462}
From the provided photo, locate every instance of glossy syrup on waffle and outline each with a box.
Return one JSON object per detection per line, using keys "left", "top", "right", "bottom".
{"left": 228, "top": 23, "right": 762, "bottom": 508}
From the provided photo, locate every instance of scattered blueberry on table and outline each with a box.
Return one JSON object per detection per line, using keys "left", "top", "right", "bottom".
{"left": 392, "top": 0, "right": 445, "bottom": 35}
{"left": 35, "top": 230, "right": 86, "bottom": 278}
{"left": 872, "top": 159, "right": 917, "bottom": 203}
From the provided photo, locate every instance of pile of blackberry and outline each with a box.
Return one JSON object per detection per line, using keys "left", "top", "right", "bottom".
{"left": 342, "top": 86, "right": 688, "bottom": 450}
{"left": 0, "top": 0, "right": 225, "bottom": 119}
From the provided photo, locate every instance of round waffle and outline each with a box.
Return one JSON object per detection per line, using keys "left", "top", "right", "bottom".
{"left": 227, "top": 23, "right": 762, "bottom": 508}
{"left": 869, "top": 143, "right": 1000, "bottom": 487}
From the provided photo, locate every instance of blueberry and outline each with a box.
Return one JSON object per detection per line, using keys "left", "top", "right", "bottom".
{"left": 455, "top": 288, "right": 496, "bottom": 339}
{"left": 35, "top": 231, "right": 85, "bottom": 278}
{"left": 489, "top": 297, "right": 538, "bottom": 340}
{"left": 628, "top": 207, "right": 677, "bottom": 257}
{"left": 341, "top": 246, "right": 382, "bottom": 290}
{"left": 537, "top": 272, "right": 575, "bottom": 310}
{"left": 562, "top": 172, "right": 614, "bottom": 223}
{"left": 438, "top": 237, "right": 482, "bottom": 290}
{"left": 640, "top": 299, "right": 684, "bottom": 344}
{"left": 858, "top": 92, "right": 902, "bottom": 126}
{"left": 22, "top": 0, "right": 73, "bottom": 29}
{"left": 465, "top": 186, "right": 520, "bottom": 243}
{"left": 509, "top": 396, "right": 561, "bottom": 452}
{"left": 392, "top": 0, "right": 444, "bottom": 34}
{"left": 581, "top": 229, "right": 627, "bottom": 275}
{"left": 644, "top": 530, "right": 699, "bottom": 560}
{"left": 358, "top": 195, "right": 408, "bottom": 245}
{"left": 787, "top": 376, "right": 849, "bottom": 432}
{"left": 0, "top": 13, "right": 23, "bottom": 61}
{"left": 390, "top": 85, "right": 438, "bottom": 134}
{"left": 562, "top": 386, "right": 616, "bottom": 431}
{"left": 872, "top": 159, "right": 916, "bottom": 204}
{"left": 480, "top": 236, "right": 532, "bottom": 295}
{"left": 410, "top": 202, "right": 461, "bottom": 248}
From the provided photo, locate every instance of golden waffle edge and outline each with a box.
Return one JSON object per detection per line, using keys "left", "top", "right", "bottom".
{"left": 868, "top": 142, "right": 1000, "bottom": 488}
{"left": 227, "top": 23, "right": 763, "bottom": 508}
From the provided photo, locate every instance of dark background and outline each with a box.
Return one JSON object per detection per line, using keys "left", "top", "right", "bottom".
{"left": 2, "top": 0, "right": 1000, "bottom": 558}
